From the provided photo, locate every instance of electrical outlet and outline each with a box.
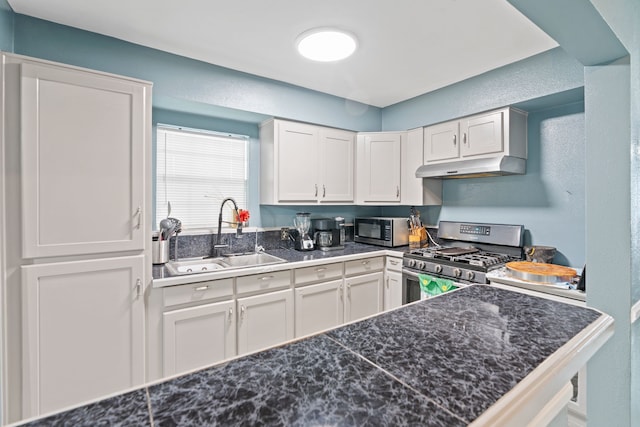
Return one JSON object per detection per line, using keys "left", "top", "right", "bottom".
{"left": 281, "top": 227, "right": 290, "bottom": 240}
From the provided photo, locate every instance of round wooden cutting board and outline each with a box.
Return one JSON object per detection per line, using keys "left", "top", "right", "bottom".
{"left": 505, "top": 261, "right": 577, "bottom": 284}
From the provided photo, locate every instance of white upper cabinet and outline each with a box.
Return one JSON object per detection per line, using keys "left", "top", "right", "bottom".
{"left": 20, "top": 61, "right": 149, "bottom": 258}
{"left": 356, "top": 132, "right": 402, "bottom": 204}
{"left": 260, "top": 119, "right": 355, "bottom": 204}
{"left": 423, "top": 107, "right": 527, "bottom": 164}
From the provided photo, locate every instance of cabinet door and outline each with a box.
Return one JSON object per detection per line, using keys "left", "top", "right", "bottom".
{"left": 319, "top": 128, "right": 355, "bottom": 202}
{"left": 384, "top": 270, "right": 403, "bottom": 311}
{"left": 295, "top": 279, "right": 344, "bottom": 337}
{"left": 163, "top": 300, "right": 236, "bottom": 377}
{"left": 360, "top": 134, "right": 401, "bottom": 202}
{"left": 461, "top": 110, "right": 504, "bottom": 158}
{"left": 345, "top": 272, "right": 383, "bottom": 323}
{"left": 423, "top": 121, "right": 460, "bottom": 162}
{"left": 21, "top": 256, "right": 145, "bottom": 417}
{"left": 237, "top": 289, "right": 294, "bottom": 355}
{"left": 276, "top": 121, "right": 319, "bottom": 202}
{"left": 20, "top": 62, "right": 147, "bottom": 258}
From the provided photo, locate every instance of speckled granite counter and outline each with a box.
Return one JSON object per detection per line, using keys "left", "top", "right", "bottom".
{"left": 16, "top": 286, "right": 613, "bottom": 427}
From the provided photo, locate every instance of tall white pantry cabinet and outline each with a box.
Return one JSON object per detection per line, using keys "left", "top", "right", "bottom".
{"left": 0, "top": 53, "right": 152, "bottom": 423}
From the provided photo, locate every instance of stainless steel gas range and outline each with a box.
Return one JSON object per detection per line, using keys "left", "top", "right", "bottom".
{"left": 402, "top": 221, "right": 524, "bottom": 304}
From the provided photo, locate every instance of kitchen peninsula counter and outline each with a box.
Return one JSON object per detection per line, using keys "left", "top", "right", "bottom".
{"left": 15, "top": 286, "right": 613, "bottom": 426}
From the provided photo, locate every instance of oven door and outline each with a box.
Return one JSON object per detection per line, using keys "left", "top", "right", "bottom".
{"left": 402, "top": 268, "right": 468, "bottom": 304}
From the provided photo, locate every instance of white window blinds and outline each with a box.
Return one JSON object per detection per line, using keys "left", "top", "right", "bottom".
{"left": 156, "top": 126, "right": 248, "bottom": 229}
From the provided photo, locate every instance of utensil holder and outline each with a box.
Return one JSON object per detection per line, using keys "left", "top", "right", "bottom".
{"left": 152, "top": 239, "right": 170, "bottom": 264}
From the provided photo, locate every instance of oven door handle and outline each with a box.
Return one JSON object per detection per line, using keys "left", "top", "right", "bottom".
{"left": 402, "top": 268, "right": 469, "bottom": 287}
{"left": 402, "top": 268, "right": 424, "bottom": 279}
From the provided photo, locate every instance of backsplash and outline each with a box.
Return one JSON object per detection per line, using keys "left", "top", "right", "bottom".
{"left": 168, "top": 227, "right": 353, "bottom": 260}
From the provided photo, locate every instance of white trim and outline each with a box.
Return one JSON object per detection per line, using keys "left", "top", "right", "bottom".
{"left": 631, "top": 298, "right": 640, "bottom": 324}
{"left": 0, "top": 52, "right": 7, "bottom": 426}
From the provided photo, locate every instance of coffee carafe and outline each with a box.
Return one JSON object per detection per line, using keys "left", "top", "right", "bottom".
{"left": 293, "top": 212, "right": 314, "bottom": 251}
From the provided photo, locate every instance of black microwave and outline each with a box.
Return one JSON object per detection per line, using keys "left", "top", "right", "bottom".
{"left": 354, "top": 217, "right": 409, "bottom": 247}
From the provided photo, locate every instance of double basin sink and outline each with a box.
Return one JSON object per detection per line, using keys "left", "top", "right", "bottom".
{"left": 165, "top": 252, "right": 287, "bottom": 276}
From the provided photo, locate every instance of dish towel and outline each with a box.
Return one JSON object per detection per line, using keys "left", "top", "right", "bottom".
{"left": 418, "top": 274, "right": 458, "bottom": 297}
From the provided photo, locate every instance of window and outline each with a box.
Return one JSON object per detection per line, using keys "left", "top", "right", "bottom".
{"left": 156, "top": 125, "right": 248, "bottom": 229}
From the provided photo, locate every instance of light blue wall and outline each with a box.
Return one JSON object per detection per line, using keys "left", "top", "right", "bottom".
{"left": 12, "top": 15, "right": 382, "bottom": 133}
{"left": 0, "top": 0, "right": 13, "bottom": 52}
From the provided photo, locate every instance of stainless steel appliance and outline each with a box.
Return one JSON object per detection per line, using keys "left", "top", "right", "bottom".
{"left": 402, "top": 221, "right": 524, "bottom": 304}
{"left": 354, "top": 217, "right": 409, "bottom": 247}
{"left": 311, "top": 217, "right": 344, "bottom": 251}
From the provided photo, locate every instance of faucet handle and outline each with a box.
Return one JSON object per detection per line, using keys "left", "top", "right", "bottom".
{"left": 214, "top": 244, "right": 229, "bottom": 249}
{"left": 255, "top": 245, "right": 265, "bottom": 253}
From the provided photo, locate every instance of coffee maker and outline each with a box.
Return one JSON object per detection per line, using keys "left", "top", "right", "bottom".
{"left": 311, "top": 217, "right": 345, "bottom": 251}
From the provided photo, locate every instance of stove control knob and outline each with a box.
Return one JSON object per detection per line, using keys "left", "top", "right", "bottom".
{"left": 416, "top": 261, "right": 426, "bottom": 270}
{"left": 434, "top": 265, "right": 443, "bottom": 274}
{"left": 466, "top": 271, "right": 475, "bottom": 281}
{"left": 453, "top": 268, "right": 462, "bottom": 278}
{"left": 407, "top": 259, "right": 416, "bottom": 268}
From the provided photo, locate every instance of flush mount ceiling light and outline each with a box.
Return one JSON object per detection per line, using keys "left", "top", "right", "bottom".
{"left": 296, "top": 28, "right": 358, "bottom": 62}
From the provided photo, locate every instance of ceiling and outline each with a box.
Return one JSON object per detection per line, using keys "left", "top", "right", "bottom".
{"left": 8, "top": 0, "right": 558, "bottom": 108}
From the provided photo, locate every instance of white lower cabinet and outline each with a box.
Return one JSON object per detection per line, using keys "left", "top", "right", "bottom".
{"left": 162, "top": 299, "right": 236, "bottom": 377}
{"left": 345, "top": 272, "right": 384, "bottom": 323}
{"left": 237, "top": 289, "right": 294, "bottom": 355}
{"left": 295, "top": 279, "right": 344, "bottom": 337}
{"left": 21, "top": 256, "right": 145, "bottom": 418}
{"left": 384, "top": 256, "right": 404, "bottom": 311}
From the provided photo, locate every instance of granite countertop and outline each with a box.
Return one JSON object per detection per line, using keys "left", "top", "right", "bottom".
{"left": 17, "top": 285, "right": 613, "bottom": 427}
{"left": 152, "top": 242, "right": 407, "bottom": 287}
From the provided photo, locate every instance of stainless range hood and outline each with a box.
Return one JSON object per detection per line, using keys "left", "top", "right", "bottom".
{"left": 415, "top": 155, "right": 526, "bottom": 179}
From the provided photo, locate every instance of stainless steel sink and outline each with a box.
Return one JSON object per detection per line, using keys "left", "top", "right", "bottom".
{"left": 165, "top": 252, "right": 287, "bottom": 276}
{"left": 220, "top": 252, "right": 287, "bottom": 268}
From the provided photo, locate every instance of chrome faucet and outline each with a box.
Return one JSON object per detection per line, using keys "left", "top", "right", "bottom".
{"left": 214, "top": 197, "right": 243, "bottom": 256}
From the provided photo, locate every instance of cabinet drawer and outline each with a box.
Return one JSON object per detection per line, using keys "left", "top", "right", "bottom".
{"left": 163, "top": 278, "right": 234, "bottom": 308}
{"left": 236, "top": 270, "right": 291, "bottom": 295}
{"left": 345, "top": 257, "right": 384, "bottom": 276}
{"left": 385, "top": 256, "right": 402, "bottom": 272}
{"left": 294, "top": 262, "right": 343, "bottom": 286}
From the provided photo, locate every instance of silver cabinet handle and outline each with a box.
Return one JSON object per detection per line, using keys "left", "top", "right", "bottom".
{"left": 453, "top": 134, "right": 457, "bottom": 146}
{"left": 260, "top": 275, "right": 274, "bottom": 281}
{"left": 339, "top": 283, "right": 344, "bottom": 298}
{"left": 362, "top": 260, "right": 370, "bottom": 265}
{"left": 228, "top": 307, "right": 233, "bottom": 321}
{"left": 463, "top": 133, "right": 467, "bottom": 144}
{"left": 240, "top": 305, "right": 246, "bottom": 319}
{"left": 347, "top": 282, "right": 351, "bottom": 296}
{"left": 135, "top": 279, "right": 142, "bottom": 299}
{"left": 386, "top": 277, "right": 389, "bottom": 289}
{"left": 323, "top": 185, "right": 326, "bottom": 197}
{"left": 396, "top": 186, "right": 400, "bottom": 198}
{"left": 315, "top": 267, "right": 327, "bottom": 272}
{"left": 194, "top": 285, "right": 209, "bottom": 291}
{"left": 134, "top": 206, "right": 142, "bottom": 229}
{"left": 314, "top": 184, "right": 318, "bottom": 197}
{"left": 389, "top": 260, "right": 399, "bottom": 265}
